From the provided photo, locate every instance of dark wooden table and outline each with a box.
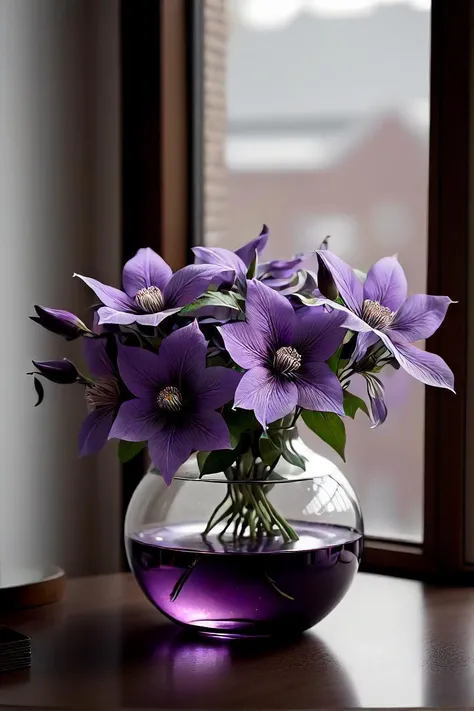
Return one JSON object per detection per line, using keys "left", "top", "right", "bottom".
{"left": 0, "top": 572, "right": 473, "bottom": 709}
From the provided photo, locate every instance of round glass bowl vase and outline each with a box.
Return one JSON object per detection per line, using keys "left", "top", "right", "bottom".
{"left": 125, "top": 431, "right": 363, "bottom": 639}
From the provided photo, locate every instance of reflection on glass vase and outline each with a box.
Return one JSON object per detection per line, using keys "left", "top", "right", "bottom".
{"left": 125, "top": 428, "right": 363, "bottom": 639}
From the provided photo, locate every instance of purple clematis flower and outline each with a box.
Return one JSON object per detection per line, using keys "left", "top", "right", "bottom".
{"left": 75, "top": 248, "right": 233, "bottom": 327}
{"left": 109, "top": 321, "right": 242, "bottom": 484}
{"left": 220, "top": 280, "right": 345, "bottom": 428}
{"left": 79, "top": 338, "right": 121, "bottom": 457}
{"left": 31, "top": 305, "right": 90, "bottom": 340}
{"left": 192, "top": 225, "right": 269, "bottom": 282}
{"left": 316, "top": 251, "right": 455, "bottom": 391}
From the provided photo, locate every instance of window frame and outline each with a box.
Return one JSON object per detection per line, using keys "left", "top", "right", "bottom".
{"left": 120, "top": 0, "right": 474, "bottom": 581}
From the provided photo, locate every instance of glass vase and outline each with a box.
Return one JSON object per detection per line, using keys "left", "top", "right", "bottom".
{"left": 125, "top": 428, "right": 363, "bottom": 639}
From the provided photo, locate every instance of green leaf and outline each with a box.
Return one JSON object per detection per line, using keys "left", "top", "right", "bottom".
{"left": 178, "top": 290, "right": 243, "bottom": 317}
{"left": 118, "top": 440, "right": 146, "bottom": 464}
{"left": 259, "top": 432, "right": 281, "bottom": 466}
{"left": 264, "top": 428, "right": 307, "bottom": 470}
{"left": 198, "top": 446, "right": 240, "bottom": 476}
{"left": 302, "top": 410, "right": 346, "bottom": 461}
{"left": 246, "top": 252, "right": 258, "bottom": 279}
{"left": 224, "top": 408, "right": 258, "bottom": 446}
{"left": 197, "top": 450, "right": 210, "bottom": 472}
{"left": 343, "top": 391, "right": 369, "bottom": 419}
{"left": 290, "top": 292, "right": 319, "bottom": 306}
{"left": 327, "top": 345, "right": 343, "bottom": 374}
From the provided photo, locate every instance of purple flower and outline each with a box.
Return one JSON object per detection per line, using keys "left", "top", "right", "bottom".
{"left": 31, "top": 305, "right": 89, "bottom": 340}
{"left": 220, "top": 280, "right": 345, "bottom": 428}
{"left": 316, "top": 251, "right": 455, "bottom": 391}
{"left": 79, "top": 338, "right": 121, "bottom": 457}
{"left": 109, "top": 321, "right": 242, "bottom": 484}
{"left": 75, "top": 248, "right": 233, "bottom": 327}
{"left": 192, "top": 225, "right": 269, "bottom": 281}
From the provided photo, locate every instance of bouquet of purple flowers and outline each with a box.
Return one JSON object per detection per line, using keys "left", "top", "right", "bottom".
{"left": 29, "top": 227, "right": 454, "bottom": 543}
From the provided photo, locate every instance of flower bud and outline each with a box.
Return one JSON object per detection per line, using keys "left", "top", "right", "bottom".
{"left": 31, "top": 306, "right": 89, "bottom": 340}
{"left": 31, "top": 359, "right": 79, "bottom": 384}
{"left": 316, "top": 253, "right": 338, "bottom": 301}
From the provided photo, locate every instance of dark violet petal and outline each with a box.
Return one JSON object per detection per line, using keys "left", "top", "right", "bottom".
{"left": 245, "top": 279, "right": 295, "bottom": 350}
{"left": 295, "top": 362, "right": 344, "bottom": 414}
{"left": 159, "top": 320, "right": 207, "bottom": 384}
{"left": 164, "top": 264, "right": 234, "bottom": 307}
{"left": 188, "top": 410, "right": 232, "bottom": 452}
{"left": 293, "top": 307, "right": 346, "bottom": 362}
{"left": 108, "top": 398, "right": 162, "bottom": 442}
{"left": 234, "top": 366, "right": 298, "bottom": 428}
{"left": 316, "top": 251, "right": 364, "bottom": 314}
{"left": 219, "top": 321, "right": 268, "bottom": 369}
{"left": 261, "top": 257, "right": 302, "bottom": 277}
{"left": 148, "top": 424, "right": 195, "bottom": 485}
{"left": 362, "top": 373, "right": 387, "bottom": 428}
{"left": 83, "top": 337, "right": 114, "bottom": 378}
{"left": 193, "top": 367, "right": 242, "bottom": 409}
{"left": 97, "top": 307, "right": 138, "bottom": 326}
{"left": 79, "top": 407, "right": 115, "bottom": 457}
{"left": 390, "top": 294, "right": 454, "bottom": 342}
{"left": 235, "top": 224, "right": 269, "bottom": 267}
{"left": 377, "top": 331, "right": 455, "bottom": 391}
{"left": 122, "top": 247, "right": 172, "bottom": 297}
{"left": 74, "top": 274, "right": 135, "bottom": 311}
{"left": 117, "top": 343, "right": 167, "bottom": 398}
{"left": 363, "top": 256, "right": 407, "bottom": 312}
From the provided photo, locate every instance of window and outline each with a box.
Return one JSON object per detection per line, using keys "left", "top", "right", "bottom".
{"left": 197, "top": 0, "right": 473, "bottom": 577}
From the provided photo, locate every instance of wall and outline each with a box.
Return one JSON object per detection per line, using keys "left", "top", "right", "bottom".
{"left": 0, "top": 0, "right": 121, "bottom": 578}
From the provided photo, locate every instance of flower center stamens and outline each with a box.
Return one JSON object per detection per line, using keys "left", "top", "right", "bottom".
{"left": 362, "top": 299, "right": 395, "bottom": 330}
{"left": 156, "top": 386, "right": 183, "bottom": 412}
{"left": 273, "top": 346, "right": 302, "bottom": 376}
{"left": 85, "top": 377, "right": 119, "bottom": 411}
{"left": 135, "top": 286, "right": 164, "bottom": 314}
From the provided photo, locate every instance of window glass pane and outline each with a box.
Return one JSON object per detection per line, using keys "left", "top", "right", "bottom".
{"left": 204, "top": 0, "right": 431, "bottom": 541}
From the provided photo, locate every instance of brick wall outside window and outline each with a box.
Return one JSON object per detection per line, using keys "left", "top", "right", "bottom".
{"left": 203, "top": 0, "right": 227, "bottom": 245}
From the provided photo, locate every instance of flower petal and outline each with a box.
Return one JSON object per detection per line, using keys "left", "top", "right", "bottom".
{"left": 220, "top": 321, "right": 268, "bottom": 368}
{"left": 97, "top": 307, "right": 138, "bottom": 326}
{"left": 79, "top": 407, "right": 115, "bottom": 457}
{"left": 148, "top": 424, "right": 195, "bottom": 485}
{"left": 159, "top": 321, "right": 207, "bottom": 385}
{"left": 235, "top": 224, "right": 269, "bottom": 267}
{"left": 193, "top": 366, "right": 242, "bottom": 409}
{"left": 349, "top": 330, "right": 379, "bottom": 366}
{"left": 294, "top": 362, "right": 344, "bottom": 414}
{"left": 362, "top": 373, "right": 387, "bottom": 428}
{"left": 187, "top": 410, "right": 232, "bottom": 452}
{"left": 245, "top": 279, "right": 295, "bottom": 350}
{"left": 117, "top": 343, "right": 166, "bottom": 398}
{"left": 314, "top": 297, "right": 373, "bottom": 332}
{"left": 390, "top": 294, "right": 454, "bottom": 342}
{"left": 83, "top": 337, "right": 114, "bottom": 378}
{"left": 316, "top": 251, "right": 364, "bottom": 314}
{"left": 163, "top": 264, "right": 235, "bottom": 307}
{"left": 293, "top": 307, "right": 346, "bottom": 362}
{"left": 134, "top": 308, "right": 182, "bottom": 326}
{"left": 377, "top": 331, "right": 455, "bottom": 391}
{"left": 234, "top": 366, "right": 298, "bottom": 427}
{"left": 122, "top": 247, "right": 172, "bottom": 297}
{"left": 74, "top": 274, "right": 135, "bottom": 311}
{"left": 363, "top": 256, "right": 407, "bottom": 311}
{"left": 108, "top": 398, "right": 162, "bottom": 442}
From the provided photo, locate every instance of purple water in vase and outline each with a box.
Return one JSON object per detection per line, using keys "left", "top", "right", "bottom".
{"left": 126, "top": 521, "right": 362, "bottom": 638}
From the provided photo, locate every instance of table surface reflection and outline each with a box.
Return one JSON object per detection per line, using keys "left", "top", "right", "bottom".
{"left": 1, "top": 572, "right": 474, "bottom": 709}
